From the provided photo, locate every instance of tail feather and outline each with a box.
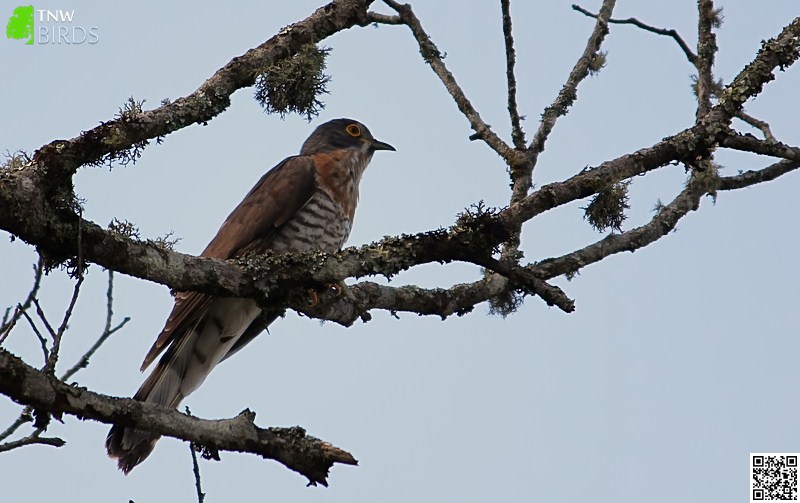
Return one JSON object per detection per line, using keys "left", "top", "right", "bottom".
{"left": 106, "top": 338, "right": 190, "bottom": 473}
{"left": 106, "top": 297, "right": 261, "bottom": 473}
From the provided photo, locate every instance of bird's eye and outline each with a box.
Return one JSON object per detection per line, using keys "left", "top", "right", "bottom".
{"left": 345, "top": 124, "right": 361, "bottom": 137}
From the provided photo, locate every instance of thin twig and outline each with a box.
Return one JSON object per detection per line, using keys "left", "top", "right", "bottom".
{"left": 186, "top": 407, "right": 206, "bottom": 503}
{"left": 501, "top": 0, "right": 525, "bottom": 150}
{"left": 43, "top": 276, "right": 84, "bottom": 376}
{"left": 0, "top": 431, "right": 65, "bottom": 453}
{"left": 734, "top": 111, "right": 777, "bottom": 142}
{"left": 718, "top": 159, "right": 800, "bottom": 191}
{"left": 572, "top": 4, "right": 698, "bottom": 64}
{"left": 0, "top": 258, "right": 44, "bottom": 344}
{"left": 32, "top": 299, "right": 56, "bottom": 341}
{"left": 0, "top": 272, "right": 125, "bottom": 451}
{"left": 0, "top": 409, "right": 33, "bottom": 443}
{"left": 528, "top": 0, "right": 616, "bottom": 158}
{"left": 60, "top": 319, "right": 129, "bottom": 381}
{"left": 383, "top": 0, "right": 518, "bottom": 164}
{"left": 707, "top": 79, "right": 777, "bottom": 142}
{"left": 20, "top": 310, "right": 49, "bottom": 362}
{"left": 60, "top": 272, "right": 129, "bottom": 382}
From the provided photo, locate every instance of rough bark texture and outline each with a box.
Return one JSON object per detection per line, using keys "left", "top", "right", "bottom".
{"left": 0, "top": 348, "right": 356, "bottom": 486}
{"left": 0, "top": 0, "right": 799, "bottom": 487}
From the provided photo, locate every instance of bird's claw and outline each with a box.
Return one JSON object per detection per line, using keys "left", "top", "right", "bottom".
{"left": 307, "top": 283, "right": 345, "bottom": 307}
{"left": 307, "top": 288, "right": 319, "bottom": 307}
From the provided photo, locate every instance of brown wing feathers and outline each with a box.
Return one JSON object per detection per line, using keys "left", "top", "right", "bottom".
{"left": 139, "top": 156, "right": 318, "bottom": 371}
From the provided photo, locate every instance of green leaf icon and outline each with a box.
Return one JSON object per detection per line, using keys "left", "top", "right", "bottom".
{"left": 6, "top": 5, "right": 34, "bottom": 45}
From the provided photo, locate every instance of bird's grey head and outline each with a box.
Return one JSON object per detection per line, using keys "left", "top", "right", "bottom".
{"left": 300, "top": 118, "right": 395, "bottom": 156}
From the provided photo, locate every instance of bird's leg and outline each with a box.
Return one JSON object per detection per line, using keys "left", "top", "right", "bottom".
{"left": 307, "top": 288, "right": 319, "bottom": 307}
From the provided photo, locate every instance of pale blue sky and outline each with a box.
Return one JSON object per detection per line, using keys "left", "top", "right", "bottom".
{"left": 1, "top": 1, "right": 798, "bottom": 502}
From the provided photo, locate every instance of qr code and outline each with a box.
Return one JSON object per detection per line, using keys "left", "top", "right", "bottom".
{"left": 751, "top": 454, "right": 799, "bottom": 501}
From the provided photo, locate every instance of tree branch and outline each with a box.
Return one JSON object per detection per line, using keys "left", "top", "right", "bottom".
{"left": 31, "top": 0, "right": 378, "bottom": 188}
{"left": 720, "top": 134, "right": 800, "bottom": 161}
{"left": 60, "top": 271, "right": 130, "bottom": 382}
{"left": 383, "top": 0, "right": 519, "bottom": 164}
{"left": 718, "top": 159, "right": 800, "bottom": 191}
{"left": 695, "top": 0, "right": 718, "bottom": 118}
{"left": 0, "top": 348, "right": 357, "bottom": 486}
{"left": 713, "top": 17, "right": 800, "bottom": 120}
{"left": 0, "top": 431, "right": 65, "bottom": 453}
{"left": 529, "top": 0, "right": 616, "bottom": 159}
{"left": 572, "top": 4, "right": 698, "bottom": 64}
{"left": 0, "top": 9, "right": 797, "bottom": 334}
{"left": 365, "top": 11, "right": 401, "bottom": 25}
{"left": 501, "top": 0, "right": 526, "bottom": 150}
{"left": 735, "top": 110, "right": 777, "bottom": 142}
{"left": 0, "top": 258, "right": 44, "bottom": 345}
{"left": 533, "top": 174, "right": 716, "bottom": 280}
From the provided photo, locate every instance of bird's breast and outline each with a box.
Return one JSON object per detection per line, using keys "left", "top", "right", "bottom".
{"left": 270, "top": 189, "right": 352, "bottom": 253}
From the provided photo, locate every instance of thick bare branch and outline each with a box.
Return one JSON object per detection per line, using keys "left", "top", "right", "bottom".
{"left": 721, "top": 134, "right": 800, "bottom": 161}
{"left": 30, "top": 0, "right": 378, "bottom": 189}
{"left": 0, "top": 348, "right": 357, "bottom": 486}
{"left": 298, "top": 275, "right": 512, "bottom": 326}
{"left": 695, "top": 0, "right": 719, "bottom": 118}
{"left": 366, "top": 11, "right": 401, "bottom": 24}
{"left": 713, "top": 17, "right": 800, "bottom": 120}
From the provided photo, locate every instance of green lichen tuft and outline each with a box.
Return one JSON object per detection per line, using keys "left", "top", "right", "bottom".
{"left": 149, "top": 230, "right": 181, "bottom": 252}
{"left": 108, "top": 218, "right": 141, "bottom": 240}
{"left": 489, "top": 289, "right": 525, "bottom": 318}
{"left": 88, "top": 97, "right": 150, "bottom": 169}
{"left": 1, "top": 150, "right": 30, "bottom": 170}
{"left": 254, "top": 45, "right": 331, "bottom": 121}
{"left": 588, "top": 51, "right": 607, "bottom": 76}
{"left": 583, "top": 180, "right": 631, "bottom": 232}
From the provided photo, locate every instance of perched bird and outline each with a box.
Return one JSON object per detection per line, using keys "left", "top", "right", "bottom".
{"left": 106, "top": 118, "right": 394, "bottom": 473}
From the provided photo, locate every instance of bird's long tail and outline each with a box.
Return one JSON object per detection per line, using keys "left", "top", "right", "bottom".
{"left": 106, "top": 298, "right": 261, "bottom": 473}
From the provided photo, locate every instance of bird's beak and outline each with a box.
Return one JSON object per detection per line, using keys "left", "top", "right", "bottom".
{"left": 370, "top": 138, "right": 396, "bottom": 152}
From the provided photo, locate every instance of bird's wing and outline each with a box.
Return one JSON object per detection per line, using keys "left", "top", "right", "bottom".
{"left": 139, "top": 156, "right": 318, "bottom": 371}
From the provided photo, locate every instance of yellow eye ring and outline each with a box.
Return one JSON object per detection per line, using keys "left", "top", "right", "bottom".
{"left": 345, "top": 124, "right": 361, "bottom": 137}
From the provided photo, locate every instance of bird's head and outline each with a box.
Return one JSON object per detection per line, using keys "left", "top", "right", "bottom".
{"left": 300, "top": 118, "right": 395, "bottom": 156}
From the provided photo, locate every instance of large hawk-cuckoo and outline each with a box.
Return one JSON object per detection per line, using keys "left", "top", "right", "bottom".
{"left": 106, "top": 118, "right": 395, "bottom": 472}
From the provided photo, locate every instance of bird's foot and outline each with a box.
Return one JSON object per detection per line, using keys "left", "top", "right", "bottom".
{"left": 307, "top": 282, "right": 346, "bottom": 307}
